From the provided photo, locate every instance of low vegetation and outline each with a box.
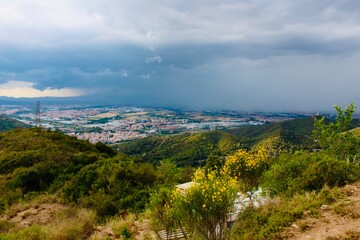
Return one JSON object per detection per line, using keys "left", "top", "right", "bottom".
{"left": 232, "top": 186, "right": 342, "bottom": 240}
{"left": 1, "top": 207, "right": 96, "bottom": 240}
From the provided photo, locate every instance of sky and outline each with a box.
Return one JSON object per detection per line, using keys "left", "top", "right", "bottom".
{"left": 1, "top": 0, "right": 360, "bottom": 111}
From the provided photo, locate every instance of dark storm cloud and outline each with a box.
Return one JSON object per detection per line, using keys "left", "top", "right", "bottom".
{"left": 1, "top": 0, "right": 360, "bottom": 110}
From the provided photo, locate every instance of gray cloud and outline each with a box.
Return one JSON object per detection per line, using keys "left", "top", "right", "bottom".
{"left": 1, "top": 0, "right": 360, "bottom": 111}
{"left": 1, "top": 0, "right": 360, "bottom": 48}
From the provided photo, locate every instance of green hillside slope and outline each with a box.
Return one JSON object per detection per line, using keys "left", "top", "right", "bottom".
{"left": 0, "top": 129, "right": 118, "bottom": 210}
{"left": 0, "top": 115, "right": 29, "bottom": 132}
{"left": 117, "top": 130, "right": 246, "bottom": 166}
{"left": 117, "top": 118, "right": 317, "bottom": 166}
{"left": 0, "top": 128, "right": 182, "bottom": 216}
{"left": 0, "top": 128, "right": 115, "bottom": 193}
{"left": 227, "top": 117, "right": 316, "bottom": 146}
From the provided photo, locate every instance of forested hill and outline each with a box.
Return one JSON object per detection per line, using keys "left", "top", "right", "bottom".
{"left": 116, "top": 130, "right": 246, "bottom": 166}
{"left": 116, "top": 117, "right": 316, "bottom": 166}
{"left": 226, "top": 117, "right": 317, "bottom": 146}
{"left": 0, "top": 128, "right": 115, "bottom": 208}
{"left": 0, "top": 115, "right": 29, "bottom": 132}
{"left": 116, "top": 118, "right": 314, "bottom": 166}
{"left": 117, "top": 116, "right": 360, "bottom": 166}
{"left": 0, "top": 128, "right": 116, "bottom": 182}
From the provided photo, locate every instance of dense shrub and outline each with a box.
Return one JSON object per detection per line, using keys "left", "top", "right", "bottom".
{"left": 262, "top": 152, "right": 360, "bottom": 196}
{"left": 63, "top": 155, "right": 158, "bottom": 215}
{"left": 0, "top": 128, "right": 105, "bottom": 206}
{"left": 10, "top": 167, "right": 41, "bottom": 192}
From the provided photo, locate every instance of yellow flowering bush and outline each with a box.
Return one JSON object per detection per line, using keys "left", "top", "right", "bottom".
{"left": 222, "top": 146, "right": 270, "bottom": 198}
{"left": 150, "top": 148, "right": 271, "bottom": 239}
{"left": 168, "top": 169, "right": 238, "bottom": 240}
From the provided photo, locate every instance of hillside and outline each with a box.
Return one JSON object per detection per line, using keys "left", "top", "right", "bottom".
{"left": 116, "top": 130, "right": 246, "bottom": 166}
{"left": 0, "top": 104, "right": 360, "bottom": 239}
{"left": 2, "top": 181, "right": 359, "bottom": 240}
{"left": 117, "top": 118, "right": 317, "bottom": 166}
{"left": 0, "top": 128, "right": 165, "bottom": 215}
{"left": 0, "top": 115, "right": 29, "bottom": 132}
{"left": 0, "top": 128, "right": 114, "bottom": 200}
{"left": 350, "top": 127, "right": 360, "bottom": 138}
{"left": 0, "top": 128, "right": 113, "bottom": 174}
{"left": 227, "top": 117, "right": 316, "bottom": 146}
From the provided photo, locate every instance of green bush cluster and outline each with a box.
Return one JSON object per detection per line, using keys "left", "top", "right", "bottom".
{"left": 0, "top": 128, "right": 114, "bottom": 207}
{"left": 0, "top": 128, "right": 190, "bottom": 219}
{"left": 262, "top": 152, "right": 360, "bottom": 196}
{"left": 62, "top": 154, "right": 158, "bottom": 216}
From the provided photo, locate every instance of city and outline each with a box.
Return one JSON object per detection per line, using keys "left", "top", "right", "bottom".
{"left": 0, "top": 102, "right": 310, "bottom": 144}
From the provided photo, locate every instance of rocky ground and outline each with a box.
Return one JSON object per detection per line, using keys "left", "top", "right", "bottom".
{"left": 281, "top": 182, "right": 360, "bottom": 240}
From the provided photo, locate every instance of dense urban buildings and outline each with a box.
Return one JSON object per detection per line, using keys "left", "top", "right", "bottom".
{"left": 0, "top": 104, "right": 308, "bottom": 144}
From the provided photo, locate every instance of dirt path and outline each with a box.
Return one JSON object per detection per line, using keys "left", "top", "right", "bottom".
{"left": 281, "top": 182, "right": 360, "bottom": 240}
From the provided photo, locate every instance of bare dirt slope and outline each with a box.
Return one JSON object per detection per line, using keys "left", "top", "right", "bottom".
{"left": 281, "top": 182, "right": 360, "bottom": 240}
{"left": 1, "top": 203, "right": 68, "bottom": 228}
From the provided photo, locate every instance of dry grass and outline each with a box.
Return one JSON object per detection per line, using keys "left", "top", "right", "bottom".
{"left": 349, "top": 127, "right": 360, "bottom": 138}
{"left": 1, "top": 200, "right": 156, "bottom": 240}
{"left": 326, "top": 230, "right": 360, "bottom": 240}
{"left": 89, "top": 214, "right": 157, "bottom": 240}
{"left": 0, "top": 220, "right": 15, "bottom": 234}
{"left": 333, "top": 201, "right": 360, "bottom": 219}
{"left": 0, "top": 207, "right": 97, "bottom": 240}
{"left": 44, "top": 208, "right": 97, "bottom": 240}
{"left": 5, "top": 203, "right": 31, "bottom": 219}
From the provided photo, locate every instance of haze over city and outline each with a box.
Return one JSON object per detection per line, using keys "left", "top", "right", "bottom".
{"left": 1, "top": 0, "right": 360, "bottom": 111}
